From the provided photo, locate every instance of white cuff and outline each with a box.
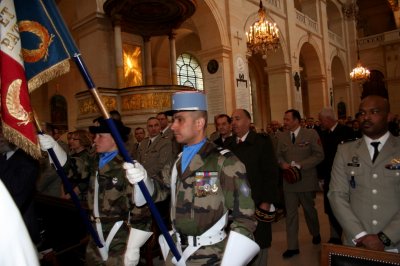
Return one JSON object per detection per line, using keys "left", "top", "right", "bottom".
{"left": 134, "top": 178, "right": 154, "bottom": 206}
{"left": 352, "top": 231, "right": 368, "bottom": 245}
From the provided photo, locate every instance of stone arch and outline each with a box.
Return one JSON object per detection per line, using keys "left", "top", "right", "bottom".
{"left": 326, "top": 0, "right": 344, "bottom": 37}
{"left": 297, "top": 37, "right": 325, "bottom": 118}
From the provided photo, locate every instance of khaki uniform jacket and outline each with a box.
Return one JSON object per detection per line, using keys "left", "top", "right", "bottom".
{"left": 276, "top": 128, "right": 324, "bottom": 192}
{"left": 137, "top": 135, "right": 173, "bottom": 179}
{"left": 328, "top": 135, "right": 400, "bottom": 250}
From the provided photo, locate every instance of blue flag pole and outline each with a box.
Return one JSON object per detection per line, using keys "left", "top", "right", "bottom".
{"left": 42, "top": 0, "right": 182, "bottom": 260}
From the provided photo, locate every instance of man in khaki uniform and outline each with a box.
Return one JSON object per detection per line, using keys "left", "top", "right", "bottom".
{"left": 276, "top": 109, "right": 324, "bottom": 258}
{"left": 137, "top": 117, "right": 173, "bottom": 179}
{"left": 328, "top": 95, "right": 400, "bottom": 252}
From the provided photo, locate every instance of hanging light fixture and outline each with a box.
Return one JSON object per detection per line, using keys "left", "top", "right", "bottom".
{"left": 246, "top": 0, "right": 280, "bottom": 56}
{"left": 350, "top": 42, "right": 370, "bottom": 82}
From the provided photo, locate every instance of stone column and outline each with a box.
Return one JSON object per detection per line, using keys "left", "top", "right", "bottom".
{"left": 114, "top": 17, "right": 124, "bottom": 88}
{"left": 143, "top": 36, "right": 153, "bottom": 85}
{"left": 169, "top": 32, "right": 178, "bottom": 85}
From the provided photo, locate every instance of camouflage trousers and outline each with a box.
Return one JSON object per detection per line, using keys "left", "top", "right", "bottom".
{"left": 85, "top": 221, "right": 129, "bottom": 266}
{"left": 164, "top": 241, "right": 225, "bottom": 266}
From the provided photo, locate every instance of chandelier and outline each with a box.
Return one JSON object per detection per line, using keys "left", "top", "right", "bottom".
{"left": 246, "top": 0, "right": 280, "bottom": 56}
{"left": 350, "top": 43, "right": 370, "bottom": 83}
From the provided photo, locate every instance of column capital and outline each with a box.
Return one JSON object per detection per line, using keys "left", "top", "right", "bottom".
{"left": 143, "top": 36, "right": 151, "bottom": 42}
{"left": 168, "top": 31, "right": 177, "bottom": 40}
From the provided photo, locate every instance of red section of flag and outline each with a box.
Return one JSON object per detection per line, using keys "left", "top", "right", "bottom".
{"left": 0, "top": 1, "right": 40, "bottom": 158}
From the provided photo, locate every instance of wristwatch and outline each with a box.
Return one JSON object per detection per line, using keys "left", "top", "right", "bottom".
{"left": 377, "top": 232, "right": 392, "bottom": 246}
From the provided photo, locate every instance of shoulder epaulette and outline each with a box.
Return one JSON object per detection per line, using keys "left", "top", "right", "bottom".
{"left": 216, "top": 146, "right": 231, "bottom": 156}
{"left": 340, "top": 138, "right": 359, "bottom": 144}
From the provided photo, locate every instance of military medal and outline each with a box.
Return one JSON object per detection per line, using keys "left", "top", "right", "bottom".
{"left": 194, "top": 171, "right": 219, "bottom": 197}
{"left": 385, "top": 158, "right": 400, "bottom": 170}
{"left": 347, "top": 156, "right": 360, "bottom": 167}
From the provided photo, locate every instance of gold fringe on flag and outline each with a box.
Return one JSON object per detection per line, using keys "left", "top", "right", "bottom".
{"left": 2, "top": 123, "right": 42, "bottom": 159}
{"left": 27, "top": 59, "right": 70, "bottom": 93}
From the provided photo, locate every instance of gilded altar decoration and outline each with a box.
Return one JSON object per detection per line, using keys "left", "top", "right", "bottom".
{"left": 121, "top": 93, "right": 172, "bottom": 111}
{"left": 78, "top": 96, "right": 117, "bottom": 115}
{"left": 123, "top": 44, "right": 142, "bottom": 87}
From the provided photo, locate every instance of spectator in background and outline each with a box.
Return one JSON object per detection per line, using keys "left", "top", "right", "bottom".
{"left": 225, "top": 108, "right": 279, "bottom": 266}
{"left": 213, "top": 114, "right": 232, "bottom": 147}
{"left": 276, "top": 109, "right": 324, "bottom": 259}
{"left": 61, "top": 129, "right": 93, "bottom": 201}
{"left": 157, "top": 111, "right": 181, "bottom": 157}
{"left": 318, "top": 107, "right": 353, "bottom": 245}
{"left": 131, "top": 127, "right": 145, "bottom": 159}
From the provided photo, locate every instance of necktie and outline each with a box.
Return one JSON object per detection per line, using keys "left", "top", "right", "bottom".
{"left": 291, "top": 133, "right": 296, "bottom": 144}
{"left": 371, "top": 142, "right": 380, "bottom": 163}
{"left": 237, "top": 138, "right": 243, "bottom": 144}
{"left": 148, "top": 139, "right": 152, "bottom": 148}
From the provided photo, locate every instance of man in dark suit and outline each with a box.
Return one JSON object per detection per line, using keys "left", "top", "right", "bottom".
{"left": 276, "top": 109, "right": 324, "bottom": 258}
{"left": 0, "top": 126, "right": 40, "bottom": 245}
{"left": 318, "top": 107, "right": 354, "bottom": 244}
{"left": 224, "top": 109, "right": 279, "bottom": 266}
{"left": 213, "top": 114, "right": 232, "bottom": 147}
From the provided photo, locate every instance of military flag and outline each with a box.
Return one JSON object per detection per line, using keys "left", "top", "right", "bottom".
{"left": 0, "top": 0, "right": 40, "bottom": 158}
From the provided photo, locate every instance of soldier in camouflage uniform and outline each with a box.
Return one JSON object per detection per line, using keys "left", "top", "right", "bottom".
{"left": 125, "top": 91, "right": 259, "bottom": 265}
{"left": 39, "top": 118, "right": 155, "bottom": 266}
{"left": 62, "top": 129, "right": 93, "bottom": 201}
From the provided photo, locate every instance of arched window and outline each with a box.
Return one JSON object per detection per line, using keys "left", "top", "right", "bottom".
{"left": 176, "top": 53, "right": 203, "bottom": 91}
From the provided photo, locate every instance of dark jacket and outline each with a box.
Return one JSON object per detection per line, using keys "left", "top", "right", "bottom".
{"left": 0, "top": 149, "right": 40, "bottom": 243}
{"left": 224, "top": 131, "right": 279, "bottom": 248}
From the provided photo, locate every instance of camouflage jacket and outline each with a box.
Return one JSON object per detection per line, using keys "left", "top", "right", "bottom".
{"left": 87, "top": 154, "right": 133, "bottom": 221}
{"left": 64, "top": 149, "right": 92, "bottom": 199}
{"left": 162, "top": 140, "right": 256, "bottom": 238}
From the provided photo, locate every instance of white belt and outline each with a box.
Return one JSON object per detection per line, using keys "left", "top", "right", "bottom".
{"left": 94, "top": 172, "right": 124, "bottom": 261}
{"left": 176, "top": 230, "right": 226, "bottom": 247}
{"left": 159, "top": 211, "right": 228, "bottom": 265}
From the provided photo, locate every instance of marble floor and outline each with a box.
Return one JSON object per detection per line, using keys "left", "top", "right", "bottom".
{"left": 268, "top": 191, "right": 328, "bottom": 266}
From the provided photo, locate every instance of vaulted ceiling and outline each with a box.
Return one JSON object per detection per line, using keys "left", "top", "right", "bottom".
{"left": 357, "top": 0, "right": 398, "bottom": 36}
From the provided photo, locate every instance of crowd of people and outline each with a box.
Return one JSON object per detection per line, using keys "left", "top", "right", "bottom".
{"left": 0, "top": 92, "right": 399, "bottom": 265}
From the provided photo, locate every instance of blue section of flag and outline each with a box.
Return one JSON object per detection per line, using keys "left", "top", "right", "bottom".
{"left": 13, "top": 0, "right": 78, "bottom": 86}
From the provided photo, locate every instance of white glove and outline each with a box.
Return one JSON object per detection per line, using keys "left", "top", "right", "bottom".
{"left": 123, "top": 162, "right": 147, "bottom": 185}
{"left": 124, "top": 228, "right": 152, "bottom": 266}
{"left": 38, "top": 134, "right": 67, "bottom": 166}
{"left": 38, "top": 134, "right": 57, "bottom": 150}
{"left": 221, "top": 231, "right": 260, "bottom": 266}
{"left": 123, "top": 162, "right": 154, "bottom": 206}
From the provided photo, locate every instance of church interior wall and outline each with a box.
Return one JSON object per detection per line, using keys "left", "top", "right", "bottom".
{"left": 28, "top": 0, "right": 400, "bottom": 134}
